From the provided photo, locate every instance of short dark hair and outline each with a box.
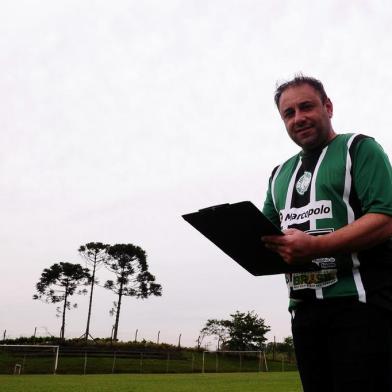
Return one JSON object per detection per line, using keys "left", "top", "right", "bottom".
{"left": 274, "top": 74, "right": 328, "bottom": 108}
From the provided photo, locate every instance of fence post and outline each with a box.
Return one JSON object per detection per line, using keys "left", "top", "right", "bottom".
{"left": 83, "top": 352, "right": 87, "bottom": 375}
{"left": 22, "top": 354, "right": 26, "bottom": 374}
{"left": 140, "top": 353, "right": 143, "bottom": 374}
{"left": 191, "top": 353, "right": 195, "bottom": 373}
{"left": 263, "top": 352, "right": 269, "bottom": 372}
{"left": 273, "top": 336, "right": 276, "bottom": 361}
{"left": 202, "top": 352, "right": 205, "bottom": 373}
{"left": 54, "top": 346, "right": 59, "bottom": 375}
{"left": 166, "top": 353, "right": 170, "bottom": 373}
{"left": 112, "top": 352, "right": 116, "bottom": 374}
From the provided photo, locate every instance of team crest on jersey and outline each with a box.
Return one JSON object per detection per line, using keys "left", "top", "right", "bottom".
{"left": 296, "top": 171, "right": 312, "bottom": 195}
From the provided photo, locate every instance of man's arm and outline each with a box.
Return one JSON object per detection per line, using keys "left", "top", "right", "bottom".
{"left": 262, "top": 213, "right": 392, "bottom": 264}
{"left": 262, "top": 166, "right": 281, "bottom": 228}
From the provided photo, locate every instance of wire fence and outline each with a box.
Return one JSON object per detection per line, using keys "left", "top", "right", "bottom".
{"left": 0, "top": 346, "right": 297, "bottom": 375}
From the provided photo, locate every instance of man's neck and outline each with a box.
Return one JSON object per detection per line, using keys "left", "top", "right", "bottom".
{"left": 301, "top": 132, "right": 338, "bottom": 156}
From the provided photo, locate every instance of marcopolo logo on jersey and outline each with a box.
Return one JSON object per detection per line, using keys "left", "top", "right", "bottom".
{"left": 279, "top": 200, "right": 332, "bottom": 226}
{"left": 296, "top": 171, "right": 312, "bottom": 195}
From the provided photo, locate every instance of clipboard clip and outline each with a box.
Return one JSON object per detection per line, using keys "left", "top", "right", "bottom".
{"left": 198, "top": 203, "right": 230, "bottom": 213}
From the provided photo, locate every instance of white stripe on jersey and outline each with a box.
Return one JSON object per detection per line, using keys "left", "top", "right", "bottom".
{"left": 271, "top": 164, "right": 283, "bottom": 212}
{"left": 310, "top": 146, "right": 329, "bottom": 299}
{"left": 282, "top": 159, "right": 301, "bottom": 297}
{"left": 343, "top": 134, "right": 366, "bottom": 303}
{"left": 271, "top": 165, "right": 292, "bottom": 295}
{"left": 281, "top": 159, "right": 302, "bottom": 230}
{"left": 310, "top": 146, "right": 328, "bottom": 231}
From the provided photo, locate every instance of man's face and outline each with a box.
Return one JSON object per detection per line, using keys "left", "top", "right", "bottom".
{"left": 278, "top": 84, "right": 334, "bottom": 151}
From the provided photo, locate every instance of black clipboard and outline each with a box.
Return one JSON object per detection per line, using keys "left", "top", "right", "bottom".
{"left": 182, "top": 201, "right": 314, "bottom": 276}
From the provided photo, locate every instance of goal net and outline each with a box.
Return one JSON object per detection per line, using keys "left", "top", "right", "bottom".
{"left": 201, "top": 350, "right": 268, "bottom": 373}
{"left": 0, "top": 345, "right": 59, "bottom": 375}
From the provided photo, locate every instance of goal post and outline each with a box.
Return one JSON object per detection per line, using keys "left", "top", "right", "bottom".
{"left": 0, "top": 344, "right": 60, "bottom": 375}
{"left": 201, "top": 350, "right": 268, "bottom": 373}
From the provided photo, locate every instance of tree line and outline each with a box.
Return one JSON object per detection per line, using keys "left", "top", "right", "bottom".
{"left": 198, "top": 311, "right": 270, "bottom": 351}
{"left": 198, "top": 311, "right": 294, "bottom": 360}
{"left": 33, "top": 242, "right": 162, "bottom": 341}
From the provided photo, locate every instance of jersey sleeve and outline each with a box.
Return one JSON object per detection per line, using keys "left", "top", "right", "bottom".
{"left": 352, "top": 138, "right": 392, "bottom": 216}
{"left": 262, "top": 168, "right": 281, "bottom": 228}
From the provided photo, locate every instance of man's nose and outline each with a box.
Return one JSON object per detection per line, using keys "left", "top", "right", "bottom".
{"left": 294, "top": 110, "right": 306, "bottom": 126}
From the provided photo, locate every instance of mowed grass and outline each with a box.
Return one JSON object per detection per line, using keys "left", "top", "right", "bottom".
{"left": 0, "top": 372, "right": 302, "bottom": 392}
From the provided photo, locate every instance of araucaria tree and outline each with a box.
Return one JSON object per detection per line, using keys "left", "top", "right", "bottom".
{"left": 104, "top": 244, "right": 162, "bottom": 341}
{"left": 200, "top": 311, "right": 270, "bottom": 351}
{"left": 78, "top": 242, "right": 109, "bottom": 341}
{"left": 33, "top": 262, "right": 90, "bottom": 339}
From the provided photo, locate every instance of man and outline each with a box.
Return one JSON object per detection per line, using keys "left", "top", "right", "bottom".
{"left": 261, "top": 75, "right": 392, "bottom": 391}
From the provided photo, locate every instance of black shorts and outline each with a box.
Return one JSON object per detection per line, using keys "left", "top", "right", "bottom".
{"left": 291, "top": 298, "right": 392, "bottom": 392}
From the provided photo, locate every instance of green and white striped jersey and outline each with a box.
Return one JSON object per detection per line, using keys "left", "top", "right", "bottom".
{"left": 262, "top": 134, "right": 392, "bottom": 309}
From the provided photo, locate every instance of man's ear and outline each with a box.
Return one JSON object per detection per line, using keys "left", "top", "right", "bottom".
{"left": 325, "top": 98, "right": 333, "bottom": 118}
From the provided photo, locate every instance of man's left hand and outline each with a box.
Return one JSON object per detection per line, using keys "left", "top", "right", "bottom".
{"left": 262, "top": 229, "right": 319, "bottom": 264}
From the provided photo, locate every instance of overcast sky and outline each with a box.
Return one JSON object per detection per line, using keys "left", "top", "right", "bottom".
{"left": 1, "top": 0, "right": 392, "bottom": 348}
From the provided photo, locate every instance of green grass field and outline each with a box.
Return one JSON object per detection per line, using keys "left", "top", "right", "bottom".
{"left": 0, "top": 373, "right": 302, "bottom": 392}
